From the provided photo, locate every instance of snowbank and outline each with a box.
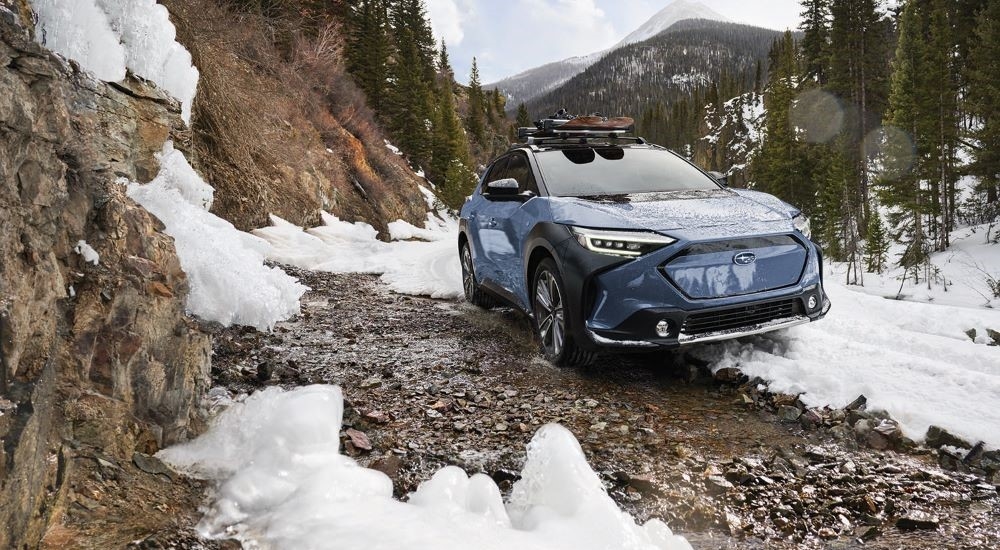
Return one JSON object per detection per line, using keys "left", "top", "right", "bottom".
{"left": 252, "top": 212, "right": 461, "bottom": 300}
{"left": 835, "top": 223, "right": 1000, "bottom": 309}
{"left": 73, "top": 240, "right": 100, "bottom": 265}
{"left": 127, "top": 142, "right": 304, "bottom": 330}
{"left": 158, "top": 385, "right": 692, "bottom": 550}
{"left": 32, "top": 0, "right": 199, "bottom": 122}
{"left": 695, "top": 281, "right": 1000, "bottom": 448}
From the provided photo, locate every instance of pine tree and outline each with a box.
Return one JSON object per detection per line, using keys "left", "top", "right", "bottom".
{"left": 466, "top": 57, "right": 486, "bottom": 146}
{"left": 813, "top": 143, "right": 849, "bottom": 261}
{"left": 429, "top": 42, "right": 472, "bottom": 198}
{"left": 800, "top": 0, "right": 831, "bottom": 84}
{"left": 827, "top": 0, "right": 891, "bottom": 223}
{"left": 864, "top": 209, "right": 890, "bottom": 273}
{"left": 881, "top": 0, "right": 960, "bottom": 256}
{"left": 384, "top": 0, "right": 438, "bottom": 169}
{"left": 442, "top": 158, "right": 477, "bottom": 208}
{"left": 515, "top": 103, "right": 531, "bottom": 128}
{"left": 345, "top": 0, "right": 390, "bottom": 111}
{"left": 753, "top": 33, "right": 816, "bottom": 212}
{"left": 968, "top": 0, "right": 1000, "bottom": 207}
{"left": 491, "top": 89, "right": 506, "bottom": 119}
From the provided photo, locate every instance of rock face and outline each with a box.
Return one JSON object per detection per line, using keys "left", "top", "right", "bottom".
{"left": 0, "top": 13, "right": 210, "bottom": 548}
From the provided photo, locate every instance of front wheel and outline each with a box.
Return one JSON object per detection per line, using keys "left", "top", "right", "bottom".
{"left": 532, "top": 258, "right": 595, "bottom": 368}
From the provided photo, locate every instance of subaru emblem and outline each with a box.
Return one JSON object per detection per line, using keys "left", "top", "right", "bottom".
{"left": 733, "top": 252, "right": 757, "bottom": 265}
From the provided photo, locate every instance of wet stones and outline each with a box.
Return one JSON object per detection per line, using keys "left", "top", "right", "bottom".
{"left": 777, "top": 405, "right": 802, "bottom": 423}
{"left": 895, "top": 511, "right": 940, "bottom": 531}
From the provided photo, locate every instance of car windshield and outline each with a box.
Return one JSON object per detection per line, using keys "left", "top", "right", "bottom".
{"left": 534, "top": 147, "right": 721, "bottom": 197}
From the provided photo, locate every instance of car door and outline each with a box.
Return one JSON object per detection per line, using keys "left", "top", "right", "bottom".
{"left": 477, "top": 152, "right": 541, "bottom": 308}
{"left": 469, "top": 157, "right": 510, "bottom": 286}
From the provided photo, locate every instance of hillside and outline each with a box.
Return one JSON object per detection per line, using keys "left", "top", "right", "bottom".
{"left": 525, "top": 19, "right": 781, "bottom": 122}
{"left": 163, "top": 0, "right": 431, "bottom": 234}
{"left": 486, "top": 0, "right": 728, "bottom": 107}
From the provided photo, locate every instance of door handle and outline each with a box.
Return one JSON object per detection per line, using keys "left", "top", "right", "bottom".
{"left": 487, "top": 218, "right": 498, "bottom": 228}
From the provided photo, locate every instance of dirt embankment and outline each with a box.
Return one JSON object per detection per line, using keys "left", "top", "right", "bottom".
{"left": 163, "top": 0, "right": 430, "bottom": 235}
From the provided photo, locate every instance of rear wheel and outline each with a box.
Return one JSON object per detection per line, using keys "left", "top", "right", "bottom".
{"left": 460, "top": 241, "right": 496, "bottom": 309}
{"left": 532, "top": 258, "right": 595, "bottom": 367}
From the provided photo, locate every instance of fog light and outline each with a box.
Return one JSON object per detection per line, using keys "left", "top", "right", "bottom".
{"left": 655, "top": 320, "right": 672, "bottom": 338}
{"left": 807, "top": 295, "right": 818, "bottom": 310}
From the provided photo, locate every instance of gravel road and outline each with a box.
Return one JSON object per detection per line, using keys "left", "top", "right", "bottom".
{"left": 205, "top": 267, "right": 999, "bottom": 549}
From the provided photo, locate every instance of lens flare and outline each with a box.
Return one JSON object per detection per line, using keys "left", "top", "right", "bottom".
{"left": 864, "top": 126, "right": 915, "bottom": 181}
{"left": 790, "top": 89, "right": 844, "bottom": 144}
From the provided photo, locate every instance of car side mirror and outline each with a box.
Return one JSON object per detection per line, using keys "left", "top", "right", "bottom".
{"left": 708, "top": 171, "right": 729, "bottom": 187}
{"left": 485, "top": 178, "right": 523, "bottom": 200}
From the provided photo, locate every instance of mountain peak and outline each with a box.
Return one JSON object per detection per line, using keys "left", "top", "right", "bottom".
{"left": 617, "top": 0, "right": 730, "bottom": 47}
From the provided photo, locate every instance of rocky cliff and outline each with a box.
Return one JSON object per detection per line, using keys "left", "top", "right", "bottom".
{"left": 0, "top": 8, "right": 210, "bottom": 547}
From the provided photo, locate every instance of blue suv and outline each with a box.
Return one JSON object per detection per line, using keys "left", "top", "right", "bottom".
{"left": 458, "top": 118, "right": 830, "bottom": 367}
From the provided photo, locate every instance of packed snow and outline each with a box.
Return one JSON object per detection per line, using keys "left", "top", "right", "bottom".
{"left": 693, "top": 281, "right": 1000, "bottom": 448}
{"left": 158, "top": 385, "right": 692, "bottom": 550}
{"left": 841, "top": 223, "right": 1000, "bottom": 309}
{"left": 126, "top": 142, "right": 304, "bottom": 330}
{"left": 254, "top": 214, "right": 1000, "bottom": 448}
{"left": 32, "top": 0, "right": 199, "bottom": 122}
{"left": 253, "top": 212, "right": 461, "bottom": 300}
{"left": 73, "top": 240, "right": 100, "bottom": 265}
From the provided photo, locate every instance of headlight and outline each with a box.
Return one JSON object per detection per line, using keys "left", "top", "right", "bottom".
{"left": 793, "top": 214, "right": 811, "bottom": 239}
{"left": 571, "top": 227, "right": 677, "bottom": 258}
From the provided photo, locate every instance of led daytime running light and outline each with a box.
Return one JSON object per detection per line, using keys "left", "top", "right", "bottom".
{"left": 572, "top": 227, "right": 676, "bottom": 257}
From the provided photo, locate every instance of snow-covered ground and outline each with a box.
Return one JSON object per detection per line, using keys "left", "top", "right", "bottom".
{"left": 836, "top": 223, "right": 1000, "bottom": 309}
{"left": 254, "top": 216, "right": 1000, "bottom": 449}
{"left": 158, "top": 385, "right": 692, "bottom": 550}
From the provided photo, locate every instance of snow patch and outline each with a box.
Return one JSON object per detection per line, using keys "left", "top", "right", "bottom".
{"left": 74, "top": 240, "right": 100, "bottom": 265}
{"left": 253, "top": 213, "right": 462, "bottom": 300}
{"left": 158, "top": 385, "right": 692, "bottom": 550}
{"left": 126, "top": 142, "right": 304, "bottom": 330}
{"left": 695, "top": 280, "right": 1000, "bottom": 449}
{"left": 32, "top": 0, "right": 199, "bottom": 122}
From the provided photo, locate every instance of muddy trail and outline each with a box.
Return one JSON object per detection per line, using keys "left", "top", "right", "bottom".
{"left": 207, "top": 268, "right": 999, "bottom": 549}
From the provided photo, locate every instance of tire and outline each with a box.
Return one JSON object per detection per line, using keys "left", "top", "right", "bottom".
{"left": 532, "top": 258, "right": 595, "bottom": 368}
{"left": 460, "top": 241, "right": 496, "bottom": 309}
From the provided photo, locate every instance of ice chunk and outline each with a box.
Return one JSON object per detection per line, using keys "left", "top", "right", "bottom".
{"left": 127, "top": 142, "right": 304, "bottom": 330}
{"left": 31, "top": 0, "right": 199, "bottom": 122}
{"left": 158, "top": 385, "right": 692, "bottom": 550}
{"left": 32, "top": 0, "right": 127, "bottom": 82}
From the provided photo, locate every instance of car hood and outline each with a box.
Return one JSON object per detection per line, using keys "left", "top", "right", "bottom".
{"left": 546, "top": 189, "right": 798, "bottom": 235}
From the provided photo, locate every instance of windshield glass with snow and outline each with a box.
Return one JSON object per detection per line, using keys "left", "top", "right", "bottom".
{"left": 535, "top": 147, "right": 719, "bottom": 197}
{"left": 534, "top": 147, "right": 721, "bottom": 197}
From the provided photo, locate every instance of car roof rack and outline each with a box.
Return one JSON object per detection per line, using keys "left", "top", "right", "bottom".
{"left": 517, "top": 112, "right": 645, "bottom": 146}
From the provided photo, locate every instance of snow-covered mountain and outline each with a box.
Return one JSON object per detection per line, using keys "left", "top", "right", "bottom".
{"left": 615, "top": 0, "right": 729, "bottom": 47}
{"left": 524, "top": 20, "right": 781, "bottom": 125}
{"left": 487, "top": 0, "right": 730, "bottom": 107}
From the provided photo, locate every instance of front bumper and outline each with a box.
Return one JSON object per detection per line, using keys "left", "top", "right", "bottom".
{"left": 553, "top": 229, "right": 830, "bottom": 351}
{"left": 587, "top": 290, "right": 831, "bottom": 349}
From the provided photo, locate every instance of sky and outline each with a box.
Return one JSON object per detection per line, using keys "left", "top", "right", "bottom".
{"left": 426, "top": 0, "right": 805, "bottom": 85}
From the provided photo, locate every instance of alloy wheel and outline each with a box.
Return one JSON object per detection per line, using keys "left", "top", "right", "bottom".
{"left": 534, "top": 270, "right": 565, "bottom": 357}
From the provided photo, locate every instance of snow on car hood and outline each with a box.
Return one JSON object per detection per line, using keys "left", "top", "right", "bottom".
{"left": 547, "top": 188, "right": 798, "bottom": 234}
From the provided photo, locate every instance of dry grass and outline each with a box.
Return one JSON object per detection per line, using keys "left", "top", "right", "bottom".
{"left": 163, "top": 0, "right": 426, "bottom": 234}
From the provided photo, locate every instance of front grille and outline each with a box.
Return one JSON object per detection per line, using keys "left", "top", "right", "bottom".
{"left": 682, "top": 299, "right": 800, "bottom": 336}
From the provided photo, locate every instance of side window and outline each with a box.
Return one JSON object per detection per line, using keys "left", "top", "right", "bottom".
{"left": 504, "top": 153, "right": 540, "bottom": 195}
{"left": 483, "top": 157, "right": 510, "bottom": 189}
